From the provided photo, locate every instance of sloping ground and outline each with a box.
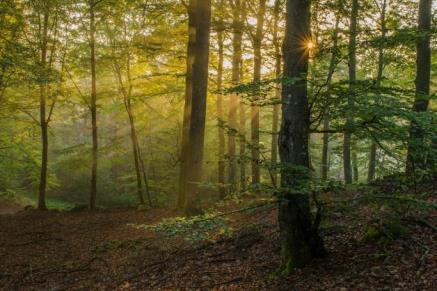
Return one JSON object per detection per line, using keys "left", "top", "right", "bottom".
{"left": 0, "top": 200, "right": 23, "bottom": 215}
{"left": 0, "top": 196, "right": 435, "bottom": 290}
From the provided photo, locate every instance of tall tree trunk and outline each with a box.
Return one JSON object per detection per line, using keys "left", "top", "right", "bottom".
{"left": 271, "top": 0, "right": 281, "bottom": 186}
{"left": 251, "top": 0, "right": 266, "bottom": 188}
{"left": 178, "top": 0, "right": 197, "bottom": 209}
{"left": 228, "top": 0, "right": 243, "bottom": 193}
{"left": 89, "top": 1, "right": 98, "bottom": 209}
{"left": 343, "top": 0, "right": 358, "bottom": 184}
{"left": 38, "top": 10, "right": 49, "bottom": 211}
{"left": 184, "top": 0, "right": 211, "bottom": 216}
{"left": 406, "top": 0, "right": 432, "bottom": 174}
{"left": 216, "top": 11, "right": 226, "bottom": 199}
{"left": 239, "top": 1, "right": 247, "bottom": 192}
{"left": 321, "top": 14, "right": 340, "bottom": 181}
{"left": 279, "top": 0, "right": 325, "bottom": 271}
{"left": 368, "top": 0, "right": 387, "bottom": 183}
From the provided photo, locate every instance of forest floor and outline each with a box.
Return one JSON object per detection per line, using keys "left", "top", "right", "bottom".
{"left": 0, "top": 186, "right": 436, "bottom": 290}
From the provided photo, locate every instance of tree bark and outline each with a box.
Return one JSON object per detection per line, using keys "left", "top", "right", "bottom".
{"left": 38, "top": 10, "right": 49, "bottom": 211}
{"left": 178, "top": 0, "right": 197, "bottom": 209}
{"left": 279, "top": 0, "right": 325, "bottom": 271}
{"left": 343, "top": 0, "right": 358, "bottom": 184}
{"left": 239, "top": 1, "right": 247, "bottom": 192}
{"left": 352, "top": 150, "right": 358, "bottom": 182}
{"left": 216, "top": 10, "right": 226, "bottom": 199}
{"left": 271, "top": 0, "right": 281, "bottom": 186}
{"left": 228, "top": 0, "right": 244, "bottom": 193}
{"left": 251, "top": 0, "right": 266, "bottom": 188}
{"left": 406, "top": 0, "right": 432, "bottom": 174}
{"left": 321, "top": 14, "right": 340, "bottom": 181}
{"left": 183, "top": 0, "right": 211, "bottom": 216}
{"left": 368, "top": 0, "right": 387, "bottom": 183}
{"left": 126, "top": 101, "right": 145, "bottom": 205}
{"left": 89, "top": 1, "right": 98, "bottom": 209}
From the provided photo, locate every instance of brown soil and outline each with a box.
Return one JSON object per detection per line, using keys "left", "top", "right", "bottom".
{"left": 0, "top": 199, "right": 435, "bottom": 290}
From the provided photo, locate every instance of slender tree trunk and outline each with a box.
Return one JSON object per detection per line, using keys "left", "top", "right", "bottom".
{"left": 406, "top": 0, "right": 432, "bottom": 174}
{"left": 127, "top": 105, "right": 145, "bottom": 205}
{"left": 239, "top": 62, "right": 247, "bottom": 192}
{"left": 38, "top": 10, "right": 49, "bottom": 211}
{"left": 89, "top": 1, "right": 98, "bottom": 209}
{"left": 368, "top": 0, "right": 387, "bottom": 183}
{"left": 279, "top": 0, "right": 325, "bottom": 271}
{"left": 228, "top": 0, "right": 243, "bottom": 193}
{"left": 216, "top": 12, "right": 226, "bottom": 199}
{"left": 343, "top": 0, "right": 358, "bottom": 184}
{"left": 321, "top": 15, "right": 340, "bottom": 181}
{"left": 178, "top": 0, "right": 197, "bottom": 209}
{"left": 135, "top": 133, "right": 153, "bottom": 207}
{"left": 321, "top": 115, "right": 329, "bottom": 180}
{"left": 184, "top": 0, "right": 211, "bottom": 216}
{"left": 271, "top": 0, "right": 281, "bottom": 186}
{"left": 239, "top": 1, "right": 247, "bottom": 192}
{"left": 250, "top": 0, "right": 266, "bottom": 188}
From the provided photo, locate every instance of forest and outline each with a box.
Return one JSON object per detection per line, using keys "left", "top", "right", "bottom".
{"left": 0, "top": 0, "right": 435, "bottom": 289}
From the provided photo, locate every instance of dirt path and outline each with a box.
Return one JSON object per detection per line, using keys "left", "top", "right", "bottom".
{"left": 0, "top": 205, "right": 435, "bottom": 290}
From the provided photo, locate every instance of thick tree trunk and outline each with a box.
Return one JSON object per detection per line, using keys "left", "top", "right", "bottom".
{"left": 368, "top": 0, "right": 387, "bottom": 183}
{"left": 406, "top": 0, "right": 432, "bottom": 174}
{"left": 343, "top": 0, "right": 358, "bottom": 184}
{"left": 183, "top": 0, "right": 211, "bottom": 216}
{"left": 251, "top": 0, "right": 266, "bottom": 188}
{"left": 321, "top": 15, "right": 340, "bottom": 181}
{"left": 89, "top": 2, "right": 98, "bottom": 209}
{"left": 178, "top": 0, "right": 197, "bottom": 209}
{"left": 228, "top": 0, "right": 244, "bottom": 193}
{"left": 38, "top": 11, "right": 49, "bottom": 211}
{"left": 279, "top": 0, "right": 325, "bottom": 271}
{"left": 271, "top": 0, "right": 281, "bottom": 186}
{"left": 216, "top": 14, "right": 226, "bottom": 199}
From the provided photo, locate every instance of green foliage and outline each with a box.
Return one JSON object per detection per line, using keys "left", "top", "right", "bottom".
{"left": 130, "top": 211, "right": 233, "bottom": 243}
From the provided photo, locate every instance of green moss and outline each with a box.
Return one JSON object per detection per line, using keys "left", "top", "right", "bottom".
{"left": 362, "top": 218, "right": 408, "bottom": 243}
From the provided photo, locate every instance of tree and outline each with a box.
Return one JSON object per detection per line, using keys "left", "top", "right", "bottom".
{"left": 250, "top": 0, "right": 266, "bottom": 188}
{"left": 343, "top": 0, "right": 358, "bottom": 184}
{"left": 216, "top": 1, "right": 226, "bottom": 199}
{"left": 183, "top": 0, "right": 212, "bottom": 216}
{"left": 177, "top": 0, "right": 197, "bottom": 209}
{"left": 88, "top": 0, "right": 99, "bottom": 209}
{"left": 271, "top": 0, "right": 283, "bottom": 186}
{"left": 321, "top": 8, "right": 340, "bottom": 181}
{"left": 278, "top": 0, "right": 325, "bottom": 271}
{"left": 38, "top": 6, "right": 50, "bottom": 210}
{"left": 406, "top": 0, "right": 432, "bottom": 174}
{"left": 110, "top": 31, "right": 146, "bottom": 206}
{"left": 228, "top": 0, "right": 245, "bottom": 193}
{"left": 368, "top": 0, "right": 387, "bottom": 182}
